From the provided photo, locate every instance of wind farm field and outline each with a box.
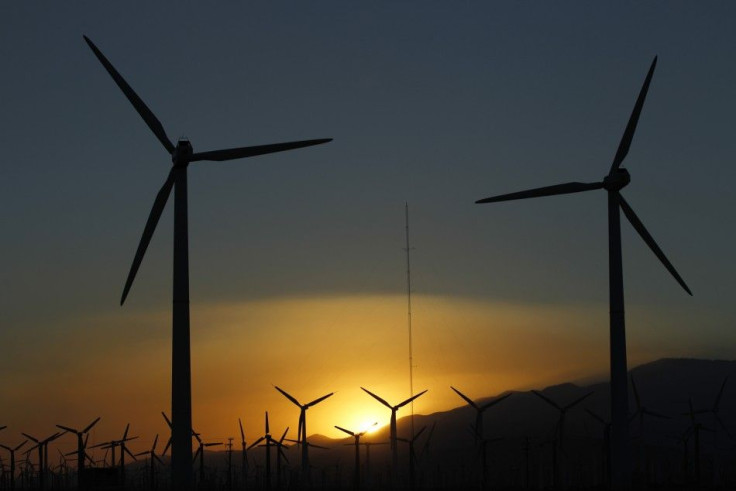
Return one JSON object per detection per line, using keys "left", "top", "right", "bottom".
{"left": 3, "top": 358, "right": 735, "bottom": 490}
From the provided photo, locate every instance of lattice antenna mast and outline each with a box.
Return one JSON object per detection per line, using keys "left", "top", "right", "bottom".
{"left": 405, "top": 202, "right": 415, "bottom": 435}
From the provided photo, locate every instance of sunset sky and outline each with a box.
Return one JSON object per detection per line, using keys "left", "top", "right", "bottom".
{"left": 2, "top": 3, "right": 735, "bottom": 455}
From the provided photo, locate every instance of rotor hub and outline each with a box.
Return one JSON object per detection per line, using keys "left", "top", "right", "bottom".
{"left": 603, "top": 168, "right": 631, "bottom": 191}
{"left": 172, "top": 139, "right": 193, "bottom": 166}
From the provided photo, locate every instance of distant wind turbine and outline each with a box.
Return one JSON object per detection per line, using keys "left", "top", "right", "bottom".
{"left": 238, "top": 418, "right": 250, "bottom": 488}
{"left": 450, "top": 386, "right": 511, "bottom": 446}
{"left": 397, "top": 426, "right": 427, "bottom": 490}
{"left": 135, "top": 434, "right": 164, "bottom": 490}
{"left": 84, "top": 35, "right": 331, "bottom": 491}
{"left": 248, "top": 412, "right": 289, "bottom": 491}
{"left": 274, "top": 385, "right": 333, "bottom": 479}
{"left": 56, "top": 416, "right": 100, "bottom": 489}
{"left": 22, "top": 431, "right": 64, "bottom": 491}
{"left": 335, "top": 422, "right": 376, "bottom": 490}
{"left": 532, "top": 390, "right": 592, "bottom": 489}
{"left": 361, "top": 387, "right": 427, "bottom": 474}
{"left": 0, "top": 440, "right": 27, "bottom": 491}
{"left": 89, "top": 424, "right": 138, "bottom": 485}
{"left": 192, "top": 430, "right": 222, "bottom": 486}
{"left": 476, "top": 56, "right": 691, "bottom": 490}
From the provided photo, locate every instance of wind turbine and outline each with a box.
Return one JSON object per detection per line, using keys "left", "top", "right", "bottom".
{"left": 335, "top": 422, "right": 377, "bottom": 490}
{"left": 273, "top": 385, "right": 333, "bottom": 479}
{"left": 397, "top": 426, "right": 427, "bottom": 490}
{"left": 56, "top": 416, "right": 100, "bottom": 489}
{"left": 135, "top": 434, "right": 164, "bottom": 491}
{"left": 630, "top": 374, "right": 669, "bottom": 482}
{"left": 83, "top": 36, "right": 331, "bottom": 491}
{"left": 89, "top": 424, "right": 138, "bottom": 485}
{"left": 361, "top": 387, "right": 427, "bottom": 474}
{"left": 238, "top": 418, "right": 250, "bottom": 488}
{"left": 694, "top": 376, "right": 730, "bottom": 487}
{"left": 450, "top": 387, "right": 511, "bottom": 446}
{"left": 476, "top": 57, "right": 691, "bottom": 490}
{"left": 192, "top": 431, "right": 222, "bottom": 486}
{"left": 248, "top": 412, "right": 288, "bottom": 491}
{"left": 0, "top": 440, "right": 27, "bottom": 491}
{"left": 22, "top": 431, "right": 63, "bottom": 491}
{"left": 532, "top": 390, "right": 592, "bottom": 489}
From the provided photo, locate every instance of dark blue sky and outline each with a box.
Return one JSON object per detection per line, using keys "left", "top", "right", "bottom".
{"left": 1, "top": 2, "right": 735, "bottom": 442}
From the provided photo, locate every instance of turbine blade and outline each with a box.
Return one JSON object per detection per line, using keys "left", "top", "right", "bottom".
{"left": 192, "top": 447, "right": 201, "bottom": 463}
{"left": 247, "top": 437, "right": 265, "bottom": 451}
{"left": 585, "top": 409, "right": 606, "bottom": 425}
{"left": 152, "top": 434, "right": 159, "bottom": 452}
{"left": 122, "top": 423, "right": 130, "bottom": 440}
{"left": 531, "top": 390, "right": 562, "bottom": 411}
{"left": 278, "top": 446, "right": 289, "bottom": 463}
{"left": 189, "top": 138, "right": 332, "bottom": 162}
{"left": 414, "top": 426, "right": 427, "bottom": 441}
{"left": 265, "top": 412, "right": 270, "bottom": 434}
{"left": 21, "top": 433, "right": 39, "bottom": 444}
{"left": 55, "top": 425, "right": 77, "bottom": 434}
{"left": 631, "top": 375, "right": 642, "bottom": 409}
{"left": 714, "top": 376, "right": 728, "bottom": 410}
{"left": 619, "top": 195, "right": 692, "bottom": 295}
{"left": 279, "top": 427, "right": 289, "bottom": 444}
{"left": 397, "top": 389, "right": 428, "bottom": 409}
{"left": 476, "top": 182, "right": 603, "bottom": 204}
{"left": 121, "top": 169, "right": 175, "bottom": 305}
{"left": 161, "top": 438, "right": 171, "bottom": 456}
{"left": 83, "top": 417, "right": 101, "bottom": 434}
{"left": 480, "top": 392, "right": 512, "bottom": 411}
{"left": 83, "top": 36, "right": 175, "bottom": 154}
{"left": 361, "top": 387, "right": 392, "bottom": 409}
{"left": 609, "top": 56, "right": 657, "bottom": 173}
{"left": 162, "top": 412, "right": 172, "bottom": 428}
{"left": 563, "top": 391, "right": 593, "bottom": 410}
{"left": 274, "top": 386, "right": 302, "bottom": 407}
{"left": 334, "top": 426, "right": 355, "bottom": 437}
{"left": 239, "top": 418, "right": 245, "bottom": 443}
{"left": 450, "top": 386, "right": 479, "bottom": 410}
{"left": 124, "top": 447, "right": 137, "bottom": 460}
{"left": 306, "top": 392, "right": 334, "bottom": 408}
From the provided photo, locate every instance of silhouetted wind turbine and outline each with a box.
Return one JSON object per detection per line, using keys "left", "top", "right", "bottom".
{"left": 248, "top": 412, "right": 283, "bottom": 491}
{"left": 335, "top": 423, "right": 376, "bottom": 490}
{"left": 274, "top": 385, "right": 333, "bottom": 479}
{"left": 397, "top": 426, "right": 427, "bottom": 490}
{"left": 192, "top": 431, "right": 222, "bottom": 486}
{"left": 22, "top": 431, "right": 63, "bottom": 491}
{"left": 476, "top": 56, "right": 691, "bottom": 490}
{"left": 90, "top": 424, "right": 138, "bottom": 485}
{"left": 56, "top": 416, "right": 100, "bottom": 488}
{"left": 238, "top": 418, "right": 250, "bottom": 487}
{"left": 361, "top": 387, "right": 427, "bottom": 474}
{"left": 0, "top": 440, "right": 27, "bottom": 491}
{"left": 135, "top": 434, "right": 164, "bottom": 491}
{"left": 450, "top": 387, "right": 511, "bottom": 446}
{"left": 84, "top": 35, "right": 331, "bottom": 491}
{"left": 532, "top": 390, "right": 592, "bottom": 490}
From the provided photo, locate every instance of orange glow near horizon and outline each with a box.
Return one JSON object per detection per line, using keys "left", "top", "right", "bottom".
{"left": 0, "top": 293, "right": 696, "bottom": 455}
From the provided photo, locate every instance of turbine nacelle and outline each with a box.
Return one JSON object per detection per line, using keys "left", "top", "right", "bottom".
{"left": 172, "top": 140, "right": 194, "bottom": 166}
{"left": 603, "top": 168, "right": 631, "bottom": 191}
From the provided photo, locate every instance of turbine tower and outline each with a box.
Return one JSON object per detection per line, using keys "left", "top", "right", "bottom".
{"left": 361, "top": 387, "right": 427, "bottom": 474}
{"left": 274, "top": 385, "right": 333, "bottom": 480}
{"left": 83, "top": 36, "right": 331, "bottom": 490}
{"left": 475, "top": 57, "right": 691, "bottom": 490}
